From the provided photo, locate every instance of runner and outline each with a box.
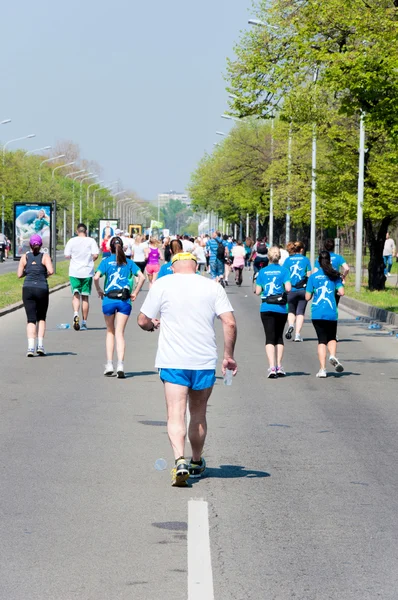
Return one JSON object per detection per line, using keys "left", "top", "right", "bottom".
{"left": 251, "top": 237, "right": 269, "bottom": 276}
{"left": 17, "top": 234, "right": 54, "bottom": 356}
{"left": 101, "top": 234, "right": 111, "bottom": 258}
{"left": 232, "top": 240, "right": 246, "bottom": 286}
{"left": 255, "top": 246, "right": 291, "bottom": 378}
{"left": 144, "top": 237, "right": 163, "bottom": 288}
{"left": 192, "top": 237, "right": 206, "bottom": 274}
{"left": 283, "top": 241, "right": 312, "bottom": 342}
{"left": 138, "top": 252, "right": 237, "bottom": 487}
{"left": 157, "top": 239, "right": 183, "bottom": 279}
{"left": 130, "top": 234, "right": 147, "bottom": 274}
{"left": 305, "top": 250, "right": 345, "bottom": 378}
{"left": 121, "top": 231, "right": 133, "bottom": 258}
{"left": 182, "top": 234, "right": 194, "bottom": 253}
{"left": 244, "top": 237, "right": 254, "bottom": 270}
{"left": 94, "top": 236, "right": 145, "bottom": 378}
{"left": 64, "top": 223, "right": 99, "bottom": 331}
{"left": 206, "top": 231, "right": 227, "bottom": 286}
{"left": 163, "top": 236, "right": 172, "bottom": 263}
{"left": 223, "top": 234, "right": 234, "bottom": 286}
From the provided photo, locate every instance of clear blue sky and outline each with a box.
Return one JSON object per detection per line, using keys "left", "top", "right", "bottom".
{"left": 1, "top": 0, "right": 253, "bottom": 203}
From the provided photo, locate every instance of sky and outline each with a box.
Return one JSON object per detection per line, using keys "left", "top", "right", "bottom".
{"left": 1, "top": 0, "right": 254, "bottom": 204}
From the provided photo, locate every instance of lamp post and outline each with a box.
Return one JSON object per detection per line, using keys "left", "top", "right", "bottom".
{"left": 117, "top": 197, "right": 133, "bottom": 230}
{"left": 113, "top": 190, "right": 126, "bottom": 220}
{"left": 94, "top": 180, "right": 118, "bottom": 213}
{"left": 87, "top": 180, "right": 104, "bottom": 208}
{"left": 355, "top": 113, "right": 366, "bottom": 293}
{"left": 2, "top": 133, "right": 36, "bottom": 234}
{"left": 24, "top": 146, "right": 51, "bottom": 157}
{"left": 1, "top": 119, "right": 11, "bottom": 125}
{"left": 79, "top": 174, "right": 97, "bottom": 223}
{"left": 65, "top": 170, "right": 85, "bottom": 241}
{"left": 52, "top": 161, "right": 75, "bottom": 179}
{"left": 39, "top": 154, "right": 65, "bottom": 183}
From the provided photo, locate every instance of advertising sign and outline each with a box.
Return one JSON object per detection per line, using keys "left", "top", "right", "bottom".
{"left": 99, "top": 219, "right": 119, "bottom": 240}
{"left": 14, "top": 203, "right": 52, "bottom": 259}
{"left": 128, "top": 224, "right": 142, "bottom": 236}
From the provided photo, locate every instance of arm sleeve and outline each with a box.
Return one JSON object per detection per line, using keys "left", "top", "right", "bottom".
{"left": 140, "top": 286, "right": 162, "bottom": 319}
{"left": 215, "top": 283, "right": 234, "bottom": 316}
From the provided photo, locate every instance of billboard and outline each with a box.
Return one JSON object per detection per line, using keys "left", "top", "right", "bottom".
{"left": 128, "top": 224, "right": 142, "bottom": 236}
{"left": 99, "top": 219, "right": 119, "bottom": 240}
{"left": 14, "top": 203, "right": 52, "bottom": 259}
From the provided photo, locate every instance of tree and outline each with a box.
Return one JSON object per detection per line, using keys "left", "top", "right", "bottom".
{"left": 225, "top": 0, "right": 398, "bottom": 289}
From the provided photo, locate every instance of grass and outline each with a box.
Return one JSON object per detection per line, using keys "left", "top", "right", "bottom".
{"left": 0, "top": 261, "right": 70, "bottom": 310}
{"left": 344, "top": 279, "right": 398, "bottom": 314}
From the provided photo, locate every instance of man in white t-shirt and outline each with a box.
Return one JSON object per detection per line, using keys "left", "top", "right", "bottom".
{"left": 64, "top": 223, "right": 99, "bottom": 331}
{"left": 138, "top": 252, "right": 237, "bottom": 487}
{"left": 182, "top": 235, "right": 194, "bottom": 253}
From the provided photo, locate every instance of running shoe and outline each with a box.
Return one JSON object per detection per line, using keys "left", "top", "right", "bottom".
{"left": 80, "top": 322, "right": 87, "bottom": 331}
{"left": 276, "top": 366, "right": 286, "bottom": 377}
{"left": 104, "top": 362, "right": 114, "bottom": 377}
{"left": 225, "top": 280, "right": 229, "bottom": 286}
{"left": 329, "top": 356, "right": 344, "bottom": 372}
{"left": 294, "top": 333, "right": 303, "bottom": 342}
{"left": 189, "top": 457, "right": 206, "bottom": 479}
{"left": 285, "top": 325, "right": 294, "bottom": 340}
{"left": 171, "top": 458, "right": 190, "bottom": 487}
{"left": 316, "top": 368, "right": 327, "bottom": 378}
{"left": 267, "top": 367, "right": 277, "bottom": 378}
{"left": 73, "top": 315, "right": 80, "bottom": 331}
{"left": 36, "top": 346, "right": 46, "bottom": 356}
{"left": 116, "top": 363, "right": 125, "bottom": 379}
{"left": 219, "top": 279, "right": 225, "bottom": 288}
{"left": 26, "top": 348, "right": 35, "bottom": 358}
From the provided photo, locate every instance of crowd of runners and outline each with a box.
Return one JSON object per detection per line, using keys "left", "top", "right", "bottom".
{"left": 16, "top": 224, "right": 355, "bottom": 486}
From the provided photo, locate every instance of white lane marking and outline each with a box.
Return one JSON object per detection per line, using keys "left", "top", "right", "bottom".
{"left": 188, "top": 499, "right": 214, "bottom": 600}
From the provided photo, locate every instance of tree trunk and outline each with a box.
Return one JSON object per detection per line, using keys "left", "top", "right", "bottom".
{"left": 364, "top": 216, "right": 391, "bottom": 291}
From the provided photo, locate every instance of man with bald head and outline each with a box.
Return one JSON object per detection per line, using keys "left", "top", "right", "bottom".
{"left": 138, "top": 252, "right": 237, "bottom": 487}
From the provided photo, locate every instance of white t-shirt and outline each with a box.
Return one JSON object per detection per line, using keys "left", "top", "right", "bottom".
{"left": 140, "top": 273, "right": 234, "bottom": 369}
{"left": 131, "top": 242, "right": 146, "bottom": 262}
{"left": 279, "top": 248, "right": 289, "bottom": 265}
{"left": 192, "top": 244, "right": 206, "bottom": 263}
{"left": 121, "top": 236, "right": 133, "bottom": 257}
{"left": 64, "top": 236, "right": 99, "bottom": 278}
{"left": 182, "top": 239, "right": 194, "bottom": 253}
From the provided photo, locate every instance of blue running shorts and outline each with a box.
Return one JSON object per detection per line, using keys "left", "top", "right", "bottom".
{"left": 159, "top": 369, "right": 216, "bottom": 390}
{"left": 102, "top": 298, "right": 132, "bottom": 316}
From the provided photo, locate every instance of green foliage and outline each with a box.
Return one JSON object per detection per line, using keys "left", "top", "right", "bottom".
{"left": 160, "top": 199, "right": 193, "bottom": 234}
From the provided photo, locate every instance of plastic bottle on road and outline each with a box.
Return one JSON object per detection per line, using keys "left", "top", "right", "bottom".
{"left": 56, "top": 323, "right": 70, "bottom": 329}
{"left": 224, "top": 369, "right": 233, "bottom": 386}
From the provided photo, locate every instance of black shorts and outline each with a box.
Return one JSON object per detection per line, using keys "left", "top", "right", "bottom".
{"left": 287, "top": 290, "right": 308, "bottom": 316}
{"left": 261, "top": 312, "right": 288, "bottom": 346}
{"left": 22, "top": 286, "right": 49, "bottom": 323}
{"left": 312, "top": 319, "right": 337, "bottom": 345}
{"left": 135, "top": 261, "right": 146, "bottom": 273}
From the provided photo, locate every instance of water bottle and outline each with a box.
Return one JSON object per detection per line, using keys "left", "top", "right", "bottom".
{"left": 56, "top": 323, "right": 70, "bottom": 329}
{"left": 224, "top": 369, "right": 233, "bottom": 386}
{"left": 154, "top": 458, "right": 167, "bottom": 471}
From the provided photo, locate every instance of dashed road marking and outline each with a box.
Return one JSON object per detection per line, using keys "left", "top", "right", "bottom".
{"left": 188, "top": 499, "right": 214, "bottom": 600}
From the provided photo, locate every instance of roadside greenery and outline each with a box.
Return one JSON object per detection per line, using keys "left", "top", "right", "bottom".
{"left": 0, "top": 260, "right": 69, "bottom": 310}
{"left": 189, "top": 0, "right": 398, "bottom": 291}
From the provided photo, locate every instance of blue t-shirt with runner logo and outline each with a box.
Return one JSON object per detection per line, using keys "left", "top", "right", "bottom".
{"left": 97, "top": 256, "right": 140, "bottom": 301}
{"left": 283, "top": 254, "right": 311, "bottom": 290}
{"left": 256, "top": 264, "right": 291, "bottom": 314}
{"left": 306, "top": 269, "right": 343, "bottom": 320}
{"left": 157, "top": 261, "right": 172, "bottom": 279}
{"left": 314, "top": 252, "right": 346, "bottom": 272}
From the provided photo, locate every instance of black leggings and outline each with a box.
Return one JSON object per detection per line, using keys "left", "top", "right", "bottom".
{"left": 135, "top": 261, "right": 146, "bottom": 273}
{"left": 261, "top": 312, "right": 287, "bottom": 346}
{"left": 287, "top": 289, "right": 308, "bottom": 316}
{"left": 312, "top": 319, "right": 337, "bottom": 345}
{"left": 23, "top": 286, "right": 49, "bottom": 323}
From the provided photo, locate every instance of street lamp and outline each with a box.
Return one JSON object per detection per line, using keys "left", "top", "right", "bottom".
{"left": 24, "top": 146, "right": 51, "bottom": 157}
{"left": 355, "top": 113, "right": 366, "bottom": 292}
{"left": 39, "top": 154, "right": 66, "bottom": 183}
{"left": 79, "top": 174, "right": 97, "bottom": 222}
{"left": 65, "top": 170, "right": 86, "bottom": 242}
{"left": 2, "top": 133, "right": 36, "bottom": 234}
{"left": 216, "top": 131, "right": 226, "bottom": 136}
{"left": 116, "top": 197, "right": 133, "bottom": 230}
{"left": 52, "top": 161, "right": 75, "bottom": 179}
{"left": 112, "top": 190, "right": 126, "bottom": 220}
{"left": 87, "top": 180, "right": 104, "bottom": 208}
{"left": 1, "top": 119, "right": 11, "bottom": 125}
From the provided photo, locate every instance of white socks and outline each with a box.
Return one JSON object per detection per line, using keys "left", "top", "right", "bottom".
{"left": 28, "top": 338, "right": 35, "bottom": 350}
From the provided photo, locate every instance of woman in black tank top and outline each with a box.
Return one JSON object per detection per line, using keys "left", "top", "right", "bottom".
{"left": 17, "top": 234, "right": 54, "bottom": 357}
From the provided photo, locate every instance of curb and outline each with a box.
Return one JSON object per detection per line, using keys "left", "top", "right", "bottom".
{"left": 340, "top": 295, "right": 398, "bottom": 327}
{"left": 0, "top": 282, "right": 70, "bottom": 318}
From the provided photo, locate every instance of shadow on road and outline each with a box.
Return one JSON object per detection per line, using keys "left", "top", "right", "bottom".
{"left": 344, "top": 358, "right": 398, "bottom": 364}
{"left": 199, "top": 465, "right": 271, "bottom": 480}
{"left": 125, "top": 370, "right": 157, "bottom": 378}
{"left": 46, "top": 351, "right": 77, "bottom": 356}
{"left": 285, "top": 371, "right": 311, "bottom": 377}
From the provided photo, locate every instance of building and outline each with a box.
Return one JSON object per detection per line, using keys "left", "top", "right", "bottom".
{"left": 157, "top": 191, "right": 190, "bottom": 208}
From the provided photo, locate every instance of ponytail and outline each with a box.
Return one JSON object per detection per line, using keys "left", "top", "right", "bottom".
{"left": 30, "top": 244, "right": 41, "bottom": 256}
{"left": 110, "top": 236, "right": 127, "bottom": 266}
{"left": 318, "top": 250, "right": 340, "bottom": 280}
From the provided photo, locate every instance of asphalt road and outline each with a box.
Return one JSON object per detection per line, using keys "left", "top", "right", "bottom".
{"left": 0, "top": 272, "right": 397, "bottom": 600}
